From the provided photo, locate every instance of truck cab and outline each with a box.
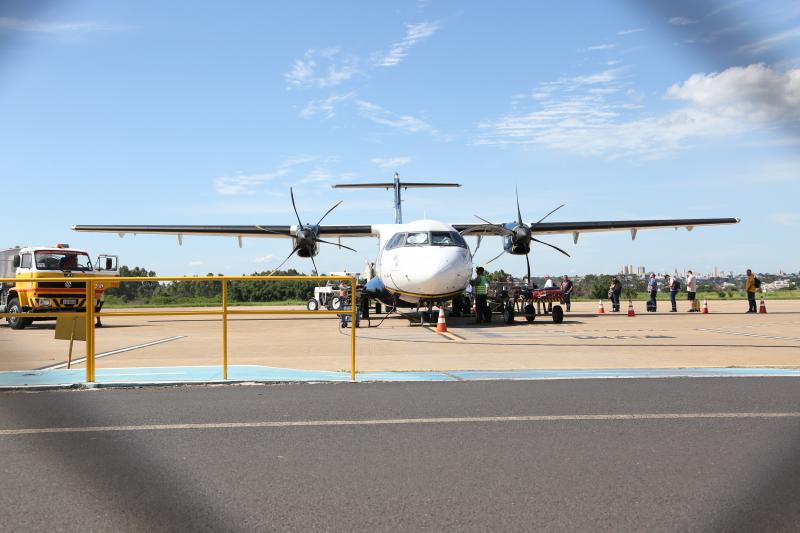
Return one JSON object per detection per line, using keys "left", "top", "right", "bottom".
{"left": 0, "top": 245, "right": 120, "bottom": 330}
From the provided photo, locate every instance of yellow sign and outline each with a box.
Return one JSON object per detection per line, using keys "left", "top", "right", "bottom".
{"left": 55, "top": 316, "right": 87, "bottom": 341}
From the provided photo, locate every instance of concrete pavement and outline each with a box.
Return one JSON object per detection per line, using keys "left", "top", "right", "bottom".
{"left": 1, "top": 378, "right": 800, "bottom": 531}
{"left": 0, "top": 300, "right": 798, "bottom": 374}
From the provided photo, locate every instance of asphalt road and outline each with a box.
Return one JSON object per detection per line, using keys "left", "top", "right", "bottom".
{"left": 1, "top": 378, "right": 800, "bottom": 532}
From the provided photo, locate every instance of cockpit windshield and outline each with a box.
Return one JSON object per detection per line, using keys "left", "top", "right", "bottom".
{"left": 385, "top": 231, "right": 467, "bottom": 250}
{"left": 34, "top": 251, "right": 93, "bottom": 271}
{"left": 404, "top": 232, "right": 429, "bottom": 245}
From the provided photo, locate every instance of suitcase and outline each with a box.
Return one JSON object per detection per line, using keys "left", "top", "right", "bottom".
{"left": 646, "top": 301, "right": 657, "bottom": 312}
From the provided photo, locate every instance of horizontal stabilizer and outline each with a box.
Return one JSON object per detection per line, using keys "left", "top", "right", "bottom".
{"left": 333, "top": 182, "right": 460, "bottom": 189}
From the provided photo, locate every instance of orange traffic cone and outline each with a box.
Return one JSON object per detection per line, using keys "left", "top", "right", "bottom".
{"left": 597, "top": 300, "right": 605, "bottom": 314}
{"left": 436, "top": 306, "right": 448, "bottom": 332}
{"left": 627, "top": 300, "right": 635, "bottom": 317}
{"left": 701, "top": 299, "right": 709, "bottom": 314}
{"left": 759, "top": 298, "right": 767, "bottom": 314}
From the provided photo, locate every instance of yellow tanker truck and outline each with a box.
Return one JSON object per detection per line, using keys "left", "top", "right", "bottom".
{"left": 0, "top": 244, "right": 119, "bottom": 330}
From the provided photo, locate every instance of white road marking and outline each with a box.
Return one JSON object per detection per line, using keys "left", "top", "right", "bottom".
{"left": 41, "top": 336, "right": 187, "bottom": 370}
{"left": 2, "top": 412, "right": 799, "bottom": 436}
{"left": 698, "top": 328, "right": 800, "bottom": 342}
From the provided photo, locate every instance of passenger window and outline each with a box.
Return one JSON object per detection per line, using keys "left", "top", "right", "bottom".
{"left": 20, "top": 254, "right": 32, "bottom": 269}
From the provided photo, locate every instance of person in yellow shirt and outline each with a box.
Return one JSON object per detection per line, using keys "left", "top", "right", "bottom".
{"left": 744, "top": 268, "right": 757, "bottom": 313}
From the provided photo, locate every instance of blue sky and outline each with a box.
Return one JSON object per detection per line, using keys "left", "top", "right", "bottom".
{"left": 2, "top": 0, "right": 799, "bottom": 277}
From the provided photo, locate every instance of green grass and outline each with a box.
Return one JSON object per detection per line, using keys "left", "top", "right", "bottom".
{"left": 104, "top": 297, "right": 305, "bottom": 308}
{"left": 571, "top": 290, "right": 800, "bottom": 301}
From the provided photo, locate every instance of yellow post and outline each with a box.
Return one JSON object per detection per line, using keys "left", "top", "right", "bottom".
{"left": 222, "top": 278, "right": 228, "bottom": 380}
{"left": 67, "top": 319, "right": 75, "bottom": 369}
{"left": 85, "top": 280, "right": 95, "bottom": 382}
{"left": 350, "top": 277, "right": 357, "bottom": 381}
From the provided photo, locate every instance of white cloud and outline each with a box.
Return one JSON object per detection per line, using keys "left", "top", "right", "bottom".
{"left": 356, "top": 99, "right": 436, "bottom": 134}
{"left": 477, "top": 63, "right": 800, "bottom": 159}
{"left": 768, "top": 213, "right": 800, "bottom": 226}
{"left": 299, "top": 92, "right": 356, "bottom": 119}
{"left": 0, "top": 17, "right": 126, "bottom": 33}
{"left": 189, "top": 260, "right": 205, "bottom": 267}
{"left": 668, "top": 16, "right": 698, "bottom": 26}
{"left": 375, "top": 21, "right": 440, "bottom": 67}
{"left": 214, "top": 156, "right": 315, "bottom": 195}
{"left": 371, "top": 157, "right": 412, "bottom": 169}
{"left": 737, "top": 27, "right": 800, "bottom": 55}
{"left": 285, "top": 48, "right": 358, "bottom": 89}
{"left": 254, "top": 255, "right": 275, "bottom": 263}
{"left": 581, "top": 43, "right": 616, "bottom": 51}
{"left": 666, "top": 63, "right": 800, "bottom": 122}
{"left": 617, "top": 28, "right": 644, "bottom": 35}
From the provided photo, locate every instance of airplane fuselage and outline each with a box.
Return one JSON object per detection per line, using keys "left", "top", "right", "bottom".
{"left": 366, "top": 219, "right": 473, "bottom": 307}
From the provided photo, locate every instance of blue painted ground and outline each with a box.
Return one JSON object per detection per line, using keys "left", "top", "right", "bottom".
{"left": 1, "top": 365, "right": 800, "bottom": 388}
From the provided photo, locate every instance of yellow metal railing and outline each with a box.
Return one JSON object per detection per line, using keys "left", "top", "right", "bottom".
{"left": 0, "top": 275, "right": 358, "bottom": 383}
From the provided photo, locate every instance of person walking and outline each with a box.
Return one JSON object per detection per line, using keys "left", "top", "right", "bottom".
{"left": 745, "top": 268, "right": 758, "bottom": 313}
{"left": 686, "top": 270, "right": 697, "bottom": 312}
{"left": 609, "top": 276, "right": 622, "bottom": 312}
{"left": 560, "top": 275, "right": 573, "bottom": 312}
{"left": 472, "top": 266, "right": 490, "bottom": 323}
{"left": 665, "top": 274, "right": 679, "bottom": 312}
{"left": 647, "top": 273, "right": 658, "bottom": 312}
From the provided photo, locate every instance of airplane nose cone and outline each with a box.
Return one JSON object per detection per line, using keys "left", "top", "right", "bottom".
{"left": 392, "top": 248, "right": 470, "bottom": 296}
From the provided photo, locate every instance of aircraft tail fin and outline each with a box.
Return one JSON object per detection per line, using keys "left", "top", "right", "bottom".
{"left": 332, "top": 173, "right": 460, "bottom": 223}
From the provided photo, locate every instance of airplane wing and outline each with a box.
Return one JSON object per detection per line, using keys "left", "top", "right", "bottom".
{"left": 454, "top": 217, "right": 740, "bottom": 242}
{"left": 72, "top": 224, "right": 376, "bottom": 239}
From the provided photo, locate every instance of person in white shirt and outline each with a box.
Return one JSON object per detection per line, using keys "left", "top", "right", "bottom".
{"left": 685, "top": 270, "right": 697, "bottom": 312}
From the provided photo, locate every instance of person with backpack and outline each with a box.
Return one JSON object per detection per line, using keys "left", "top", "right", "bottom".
{"left": 608, "top": 276, "right": 622, "bottom": 312}
{"left": 665, "top": 274, "right": 679, "bottom": 312}
{"left": 745, "top": 268, "right": 759, "bottom": 313}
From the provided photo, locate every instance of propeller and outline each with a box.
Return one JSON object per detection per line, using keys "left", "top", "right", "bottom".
{"left": 261, "top": 187, "right": 356, "bottom": 276}
{"left": 475, "top": 186, "right": 570, "bottom": 286}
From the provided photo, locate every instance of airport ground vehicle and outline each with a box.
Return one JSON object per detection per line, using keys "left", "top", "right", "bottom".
{"left": 486, "top": 281, "right": 565, "bottom": 324}
{"left": 306, "top": 271, "right": 360, "bottom": 311}
{"left": 0, "top": 245, "right": 120, "bottom": 330}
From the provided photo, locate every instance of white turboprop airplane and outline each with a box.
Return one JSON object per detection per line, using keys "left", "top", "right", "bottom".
{"left": 73, "top": 174, "right": 739, "bottom": 310}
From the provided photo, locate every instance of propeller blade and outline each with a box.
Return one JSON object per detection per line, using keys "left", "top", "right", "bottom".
{"left": 473, "top": 235, "right": 483, "bottom": 256}
{"left": 474, "top": 215, "right": 513, "bottom": 236}
{"left": 525, "top": 252, "right": 531, "bottom": 286}
{"left": 316, "top": 200, "right": 343, "bottom": 226}
{"left": 516, "top": 185, "right": 523, "bottom": 226}
{"left": 532, "top": 237, "right": 571, "bottom": 257}
{"left": 289, "top": 188, "right": 303, "bottom": 227}
{"left": 531, "top": 204, "right": 566, "bottom": 230}
{"left": 318, "top": 239, "right": 358, "bottom": 253}
{"left": 267, "top": 245, "right": 300, "bottom": 276}
{"left": 310, "top": 254, "right": 319, "bottom": 276}
{"left": 482, "top": 249, "right": 506, "bottom": 267}
{"left": 255, "top": 225, "right": 288, "bottom": 236}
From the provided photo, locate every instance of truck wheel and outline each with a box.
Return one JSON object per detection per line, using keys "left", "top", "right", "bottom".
{"left": 7, "top": 298, "right": 31, "bottom": 330}
{"left": 524, "top": 304, "right": 536, "bottom": 322}
{"left": 503, "top": 306, "right": 514, "bottom": 324}
{"left": 551, "top": 305, "right": 564, "bottom": 324}
{"left": 306, "top": 298, "right": 320, "bottom": 311}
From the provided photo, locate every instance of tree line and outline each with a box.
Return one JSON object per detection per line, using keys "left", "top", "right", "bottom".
{"left": 105, "top": 266, "right": 317, "bottom": 304}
